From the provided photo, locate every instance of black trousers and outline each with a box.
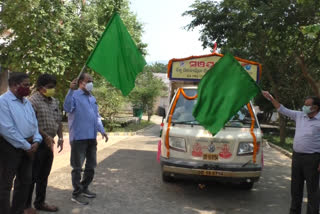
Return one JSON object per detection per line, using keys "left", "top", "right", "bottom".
{"left": 70, "top": 139, "right": 97, "bottom": 196}
{"left": 0, "top": 137, "right": 33, "bottom": 214}
{"left": 25, "top": 141, "right": 53, "bottom": 209}
{"left": 290, "top": 152, "right": 320, "bottom": 214}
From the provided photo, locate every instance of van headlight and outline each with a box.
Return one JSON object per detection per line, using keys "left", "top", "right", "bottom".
{"left": 169, "top": 137, "right": 186, "bottom": 152}
{"left": 237, "top": 142, "right": 254, "bottom": 155}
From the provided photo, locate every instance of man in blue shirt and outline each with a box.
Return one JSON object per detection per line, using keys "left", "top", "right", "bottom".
{"left": 0, "top": 72, "right": 42, "bottom": 214}
{"left": 263, "top": 91, "right": 320, "bottom": 214}
{"left": 64, "top": 73, "right": 108, "bottom": 205}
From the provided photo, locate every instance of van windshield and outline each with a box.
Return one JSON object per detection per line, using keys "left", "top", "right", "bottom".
{"left": 171, "top": 89, "right": 256, "bottom": 128}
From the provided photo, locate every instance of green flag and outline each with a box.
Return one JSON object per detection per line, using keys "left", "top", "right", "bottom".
{"left": 86, "top": 13, "right": 146, "bottom": 96}
{"left": 192, "top": 53, "right": 261, "bottom": 135}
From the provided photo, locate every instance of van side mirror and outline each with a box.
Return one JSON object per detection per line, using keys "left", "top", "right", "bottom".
{"left": 157, "top": 106, "right": 166, "bottom": 118}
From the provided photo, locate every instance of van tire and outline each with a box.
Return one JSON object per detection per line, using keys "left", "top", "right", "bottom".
{"left": 239, "top": 181, "right": 254, "bottom": 190}
{"left": 162, "top": 171, "right": 174, "bottom": 182}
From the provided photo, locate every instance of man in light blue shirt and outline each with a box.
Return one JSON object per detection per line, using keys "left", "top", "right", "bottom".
{"left": 263, "top": 91, "right": 320, "bottom": 214}
{"left": 0, "top": 72, "right": 42, "bottom": 214}
{"left": 64, "top": 73, "right": 108, "bottom": 205}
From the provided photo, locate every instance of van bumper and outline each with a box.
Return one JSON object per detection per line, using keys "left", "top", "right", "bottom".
{"left": 161, "top": 157, "right": 261, "bottom": 182}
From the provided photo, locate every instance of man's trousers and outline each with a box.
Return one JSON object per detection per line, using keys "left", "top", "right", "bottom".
{"left": 70, "top": 139, "right": 97, "bottom": 197}
{"left": 0, "top": 137, "right": 32, "bottom": 214}
{"left": 290, "top": 152, "right": 320, "bottom": 214}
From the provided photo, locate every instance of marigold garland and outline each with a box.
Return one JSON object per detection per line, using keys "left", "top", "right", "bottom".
{"left": 247, "top": 103, "right": 258, "bottom": 163}
{"left": 165, "top": 89, "right": 258, "bottom": 165}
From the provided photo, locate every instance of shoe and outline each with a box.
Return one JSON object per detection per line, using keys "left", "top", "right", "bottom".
{"left": 82, "top": 189, "right": 96, "bottom": 198}
{"left": 36, "top": 203, "right": 59, "bottom": 212}
{"left": 24, "top": 208, "right": 38, "bottom": 214}
{"left": 71, "top": 195, "right": 89, "bottom": 205}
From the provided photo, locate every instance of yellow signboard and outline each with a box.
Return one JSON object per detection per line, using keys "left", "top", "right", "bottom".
{"left": 169, "top": 54, "right": 261, "bottom": 82}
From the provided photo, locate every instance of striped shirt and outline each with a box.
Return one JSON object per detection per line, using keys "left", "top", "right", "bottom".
{"left": 278, "top": 105, "right": 320, "bottom": 153}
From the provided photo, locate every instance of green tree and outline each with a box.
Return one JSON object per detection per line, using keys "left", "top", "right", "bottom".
{"left": 93, "top": 78, "right": 125, "bottom": 131}
{"left": 129, "top": 69, "right": 167, "bottom": 121}
{"left": 184, "top": 0, "right": 320, "bottom": 143}
{"left": 0, "top": 0, "right": 146, "bottom": 104}
{"left": 145, "top": 62, "right": 168, "bottom": 73}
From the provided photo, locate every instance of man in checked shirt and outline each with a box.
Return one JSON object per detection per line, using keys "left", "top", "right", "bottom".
{"left": 262, "top": 91, "right": 320, "bottom": 214}
{"left": 25, "top": 74, "right": 63, "bottom": 212}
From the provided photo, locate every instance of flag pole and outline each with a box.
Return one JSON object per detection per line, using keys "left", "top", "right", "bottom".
{"left": 77, "top": 65, "right": 87, "bottom": 80}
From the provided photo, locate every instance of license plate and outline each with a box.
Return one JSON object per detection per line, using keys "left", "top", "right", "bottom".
{"left": 203, "top": 154, "right": 218, "bottom": 160}
{"left": 199, "top": 170, "right": 224, "bottom": 177}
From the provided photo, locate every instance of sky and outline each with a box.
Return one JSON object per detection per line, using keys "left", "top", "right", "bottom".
{"left": 130, "top": 0, "right": 211, "bottom": 64}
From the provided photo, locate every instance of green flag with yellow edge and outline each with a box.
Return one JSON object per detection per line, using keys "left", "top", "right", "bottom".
{"left": 192, "top": 53, "right": 261, "bottom": 135}
{"left": 86, "top": 13, "right": 146, "bottom": 96}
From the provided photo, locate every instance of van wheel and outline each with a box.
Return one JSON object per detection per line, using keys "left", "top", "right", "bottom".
{"left": 239, "top": 181, "right": 254, "bottom": 190}
{"left": 162, "top": 171, "right": 174, "bottom": 182}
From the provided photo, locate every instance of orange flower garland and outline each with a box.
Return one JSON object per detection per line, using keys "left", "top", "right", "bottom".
{"left": 247, "top": 103, "right": 258, "bottom": 163}
{"left": 165, "top": 88, "right": 258, "bottom": 164}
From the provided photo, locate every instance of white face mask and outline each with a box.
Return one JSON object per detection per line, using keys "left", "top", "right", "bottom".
{"left": 302, "top": 105, "right": 313, "bottom": 114}
{"left": 85, "top": 82, "right": 93, "bottom": 92}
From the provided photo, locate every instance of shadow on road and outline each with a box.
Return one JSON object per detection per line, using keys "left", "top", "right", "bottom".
{"left": 45, "top": 146, "right": 295, "bottom": 214}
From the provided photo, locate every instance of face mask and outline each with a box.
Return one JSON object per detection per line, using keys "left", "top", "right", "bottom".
{"left": 302, "top": 105, "right": 313, "bottom": 114}
{"left": 85, "top": 82, "right": 93, "bottom": 92}
{"left": 16, "top": 86, "right": 31, "bottom": 97}
{"left": 43, "top": 88, "right": 55, "bottom": 97}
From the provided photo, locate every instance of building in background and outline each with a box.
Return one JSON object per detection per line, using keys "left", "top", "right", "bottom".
{"left": 153, "top": 73, "right": 170, "bottom": 114}
{"left": 0, "top": 29, "right": 12, "bottom": 95}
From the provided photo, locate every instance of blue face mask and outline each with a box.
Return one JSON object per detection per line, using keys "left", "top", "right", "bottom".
{"left": 302, "top": 105, "right": 313, "bottom": 114}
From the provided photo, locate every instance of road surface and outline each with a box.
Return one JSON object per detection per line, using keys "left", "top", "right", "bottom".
{"left": 44, "top": 124, "right": 306, "bottom": 214}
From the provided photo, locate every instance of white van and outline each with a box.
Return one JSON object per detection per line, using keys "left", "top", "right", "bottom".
{"left": 158, "top": 53, "right": 263, "bottom": 189}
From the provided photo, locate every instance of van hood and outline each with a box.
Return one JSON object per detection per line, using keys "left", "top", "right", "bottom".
{"left": 166, "top": 124, "right": 262, "bottom": 163}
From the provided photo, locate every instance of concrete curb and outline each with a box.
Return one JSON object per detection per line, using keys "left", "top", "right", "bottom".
{"left": 107, "top": 124, "right": 158, "bottom": 136}
{"left": 267, "top": 141, "right": 292, "bottom": 159}
{"left": 136, "top": 124, "right": 158, "bottom": 133}
{"left": 108, "top": 132, "right": 137, "bottom": 136}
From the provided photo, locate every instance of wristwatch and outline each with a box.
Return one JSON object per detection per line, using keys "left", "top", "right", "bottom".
{"left": 58, "top": 138, "right": 64, "bottom": 141}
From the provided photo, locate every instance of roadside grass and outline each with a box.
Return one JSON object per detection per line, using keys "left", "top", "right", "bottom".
{"left": 263, "top": 133, "right": 294, "bottom": 153}
{"left": 110, "top": 120, "right": 154, "bottom": 132}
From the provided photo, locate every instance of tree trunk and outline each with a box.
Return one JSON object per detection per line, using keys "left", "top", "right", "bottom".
{"left": 296, "top": 56, "right": 320, "bottom": 98}
{"left": 263, "top": 67, "right": 288, "bottom": 143}
{"left": 279, "top": 115, "right": 287, "bottom": 144}
{"left": 0, "top": 69, "right": 8, "bottom": 95}
{"left": 146, "top": 105, "right": 151, "bottom": 122}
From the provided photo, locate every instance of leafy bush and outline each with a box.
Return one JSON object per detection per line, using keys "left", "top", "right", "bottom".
{"left": 93, "top": 78, "right": 126, "bottom": 130}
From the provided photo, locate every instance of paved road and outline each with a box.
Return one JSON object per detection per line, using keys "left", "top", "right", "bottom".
{"left": 44, "top": 124, "right": 306, "bottom": 214}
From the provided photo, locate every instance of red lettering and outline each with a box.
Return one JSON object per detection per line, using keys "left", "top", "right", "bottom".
{"left": 198, "top": 61, "right": 205, "bottom": 67}
{"left": 190, "top": 61, "right": 197, "bottom": 67}
{"left": 206, "top": 62, "right": 215, "bottom": 68}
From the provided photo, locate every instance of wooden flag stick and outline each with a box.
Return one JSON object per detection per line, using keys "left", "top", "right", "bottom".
{"left": 77, "top": 65, "right": 87, "bottom": 80}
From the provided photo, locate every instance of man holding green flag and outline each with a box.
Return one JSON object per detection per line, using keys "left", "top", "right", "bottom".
{"left": 192, "top": 53, "right": 261, "bottom": 135}
{"left": 86, "top": 13, "right": 146, "bottom": 96}
{"left": 63, "top": 12, "right": 145, "bottom": 206}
